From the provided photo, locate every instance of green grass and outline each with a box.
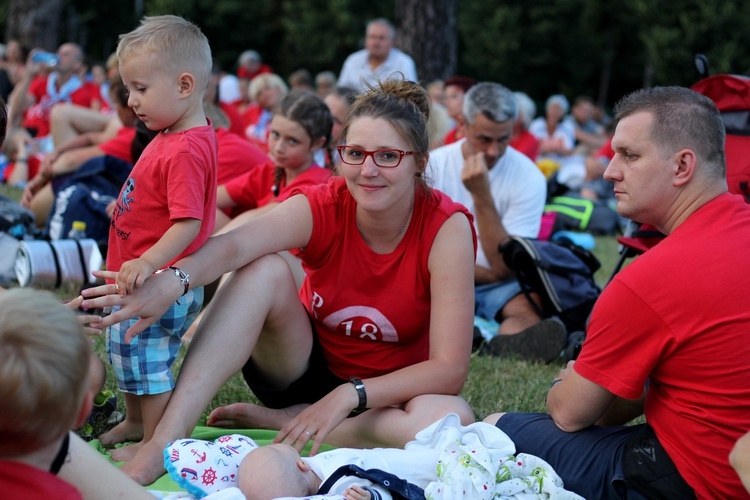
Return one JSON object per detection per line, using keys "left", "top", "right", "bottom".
{"left": 94, "top": 237, "right": 628, "bottom": 432}
{"left": 0, "top": 183, "right": 628, "bottom": 432}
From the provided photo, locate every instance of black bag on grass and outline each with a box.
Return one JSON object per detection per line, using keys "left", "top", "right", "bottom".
{"left": 501, "top": 235, "right": 601, "bottom": 338}
{"left": 544, "top": 194, "right": 622, "bottom": 235}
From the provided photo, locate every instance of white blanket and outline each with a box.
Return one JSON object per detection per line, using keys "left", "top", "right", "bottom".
{"left": 407, "top": 413, "right": 582, "bottom": 499}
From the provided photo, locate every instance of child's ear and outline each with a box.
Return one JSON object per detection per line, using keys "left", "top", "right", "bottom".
{"left": 311, "top": 136, "right": 327, "bottom": 151}
{"left": 73, "top": 388, "right": 95, "bottom": 429}
{"left": 178, "top": 72, "right": 195, "bottom": 98}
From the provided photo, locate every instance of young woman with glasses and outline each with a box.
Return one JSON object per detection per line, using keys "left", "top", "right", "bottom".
{"left": 80, "top": 79, "right": 478, "bottom": 486}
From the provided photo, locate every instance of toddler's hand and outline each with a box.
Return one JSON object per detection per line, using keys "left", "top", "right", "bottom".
{"left": 343, "top": 485, "right": 371, "bottom": 500}
{"left": 117, "top": 258, "right": 155, "bottom": 295}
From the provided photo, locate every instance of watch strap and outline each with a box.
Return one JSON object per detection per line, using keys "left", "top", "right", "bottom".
{"left": 349, "top": 376, "right": 367, "bottom": 414}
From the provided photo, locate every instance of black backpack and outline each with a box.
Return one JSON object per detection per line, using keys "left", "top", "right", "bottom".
{"left": 501, "top": 236, "right": 601, "bottom": 357}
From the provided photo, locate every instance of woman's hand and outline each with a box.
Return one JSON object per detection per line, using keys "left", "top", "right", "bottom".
{"left": 274, "top": 382, "right": 359, "bottom": 456}
{"left": 80, "top": 269, "right": 182, "bottom": 343}
{"left": 64, "top": 295, "right": 103, "bottom": 337}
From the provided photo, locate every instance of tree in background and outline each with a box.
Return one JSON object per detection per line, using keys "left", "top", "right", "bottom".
{"left": 397, "top": 0, "right": 459, "bottom": 83}
{"left": 6, "top": 0, "right": 64, "bottom": 52}
{"left": 457, "top": 0, "right": 638, "bottom": 109}
{"left": 4, "top": 0, "right": 750, "bottom": 111}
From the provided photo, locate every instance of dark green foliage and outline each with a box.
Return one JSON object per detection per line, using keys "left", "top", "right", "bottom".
{"left": 3, "top": 0, "right": 750, "bottom": 125}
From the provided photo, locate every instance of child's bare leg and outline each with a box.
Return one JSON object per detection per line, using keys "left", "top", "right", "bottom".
{"left": 100, "top": 392, "right": 144, "bottom": 447}
{"left": 110, "top": 391, "right": 171, "bottom": 462}
{"left": 119, "top": 255, "right": 311, "bottom": 485}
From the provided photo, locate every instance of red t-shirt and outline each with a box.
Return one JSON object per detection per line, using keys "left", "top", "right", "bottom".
{"left": 24, "top": 75, "right": 100, "bottom": 137}
{"left": 595, "top": 137, "right": 615, "bottom": 161}
{"left": 224, "top": 161, "right": 331, "bottom": 213}
{"left": 219, "top": 101, "right": 247, "bottom": 138}
{"left": 215, "top": 128, "right": 270, "bottom": 186}
{"left": 292, "top": 177, "right": 476, "bottom": 379}
{"left": 509, "top": 130, "right": 540, "bottom": 162}
{"left": 0, "top": 460, "right": 82, "bottom": 499}
{"left": 443, "top": 127, "right": 462, "bottom": 146}
{"left": 98, "top": 126, "right": 136, "bottom": 164}
{"left": 576, "top": 193, "right": 750, "bottom": 499}
{"left": 107, "top": 124, "right": 218, "bottom": 272}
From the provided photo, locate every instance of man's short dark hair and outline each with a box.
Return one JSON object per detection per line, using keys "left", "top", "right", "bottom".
{"left": 614, "top": 86, "right": 726, "bottom": 179}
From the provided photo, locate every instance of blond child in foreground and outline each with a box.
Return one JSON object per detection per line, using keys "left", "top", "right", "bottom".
{"left": 0, "top": 288, "right": 151, "bottom": 499}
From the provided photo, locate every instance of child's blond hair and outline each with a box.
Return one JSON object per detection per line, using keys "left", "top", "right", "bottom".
{"left": 248, "top": 73, "right": 289, "bottom": 103}
{"left": 117, "top": 15, "right": 212, "bottom": 94}
{"left": 0, "top": 288, "right": 90, "bottom": 456}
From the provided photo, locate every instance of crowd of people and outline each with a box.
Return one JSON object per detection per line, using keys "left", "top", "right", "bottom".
{"left": 1, "top": 13, "right": 750, "bottom": 500}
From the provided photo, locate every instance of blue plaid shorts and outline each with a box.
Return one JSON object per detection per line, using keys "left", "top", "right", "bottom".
{"left": 107, "top": 286, "right": 203, "bottom": 395}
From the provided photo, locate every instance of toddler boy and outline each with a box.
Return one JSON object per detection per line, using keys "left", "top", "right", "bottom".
{"left": 103, "top": 15, "right": 218, "bottom": 457}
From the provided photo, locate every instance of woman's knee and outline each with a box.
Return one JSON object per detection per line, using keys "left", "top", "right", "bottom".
{"left": 407, "top": 394, "right": 475, "bottom": 424}
{"left": 227, "top": 254, "right": 310, "bottom": 339}
{"left": 233, "top": 253, "right": 297, "bottom": 287}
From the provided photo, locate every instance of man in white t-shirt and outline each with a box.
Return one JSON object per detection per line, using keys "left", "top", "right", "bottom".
{"left": 337, "top": 18, "right": 418, "bottom": 91}
{"left": 428, "top": 82, "right": 564, "bottom": 363}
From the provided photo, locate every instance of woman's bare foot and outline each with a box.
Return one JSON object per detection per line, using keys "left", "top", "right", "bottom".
{"left": 206, "top": 402, "right": 305, "bottom": 430}
{"left": 99, "top": 419, "right": 144, "bottom": 446}
{"left": 109, "top": 441, "right": 143, "bottom": 462}
{"left": 119, "top": 439, "right": 168, "bottom": 486}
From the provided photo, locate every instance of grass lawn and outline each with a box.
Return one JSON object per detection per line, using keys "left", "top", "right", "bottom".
{"left": 0, "top": 183, "right": 628, "bottom": 431}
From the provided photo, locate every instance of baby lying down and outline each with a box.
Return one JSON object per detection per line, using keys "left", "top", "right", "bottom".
{"left": 164, "top": 413, "right": 583, "bottom": 500}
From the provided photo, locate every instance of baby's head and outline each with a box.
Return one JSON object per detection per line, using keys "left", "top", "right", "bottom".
{"left": 117, "top": 15, "right": 212, "bottom": 101}
{"left": 0, "top": 288, "right": 91, "bottom": 458}
{"left": 238, "top": 443, "right": 319, "bottom": 500}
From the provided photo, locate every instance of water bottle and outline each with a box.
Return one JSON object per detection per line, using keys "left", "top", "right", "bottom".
{"left": 31, "top": 51, "right": 58, "bottom": 67}
{"left": 68, "top": 221, "right": 87, "bottom": 240}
